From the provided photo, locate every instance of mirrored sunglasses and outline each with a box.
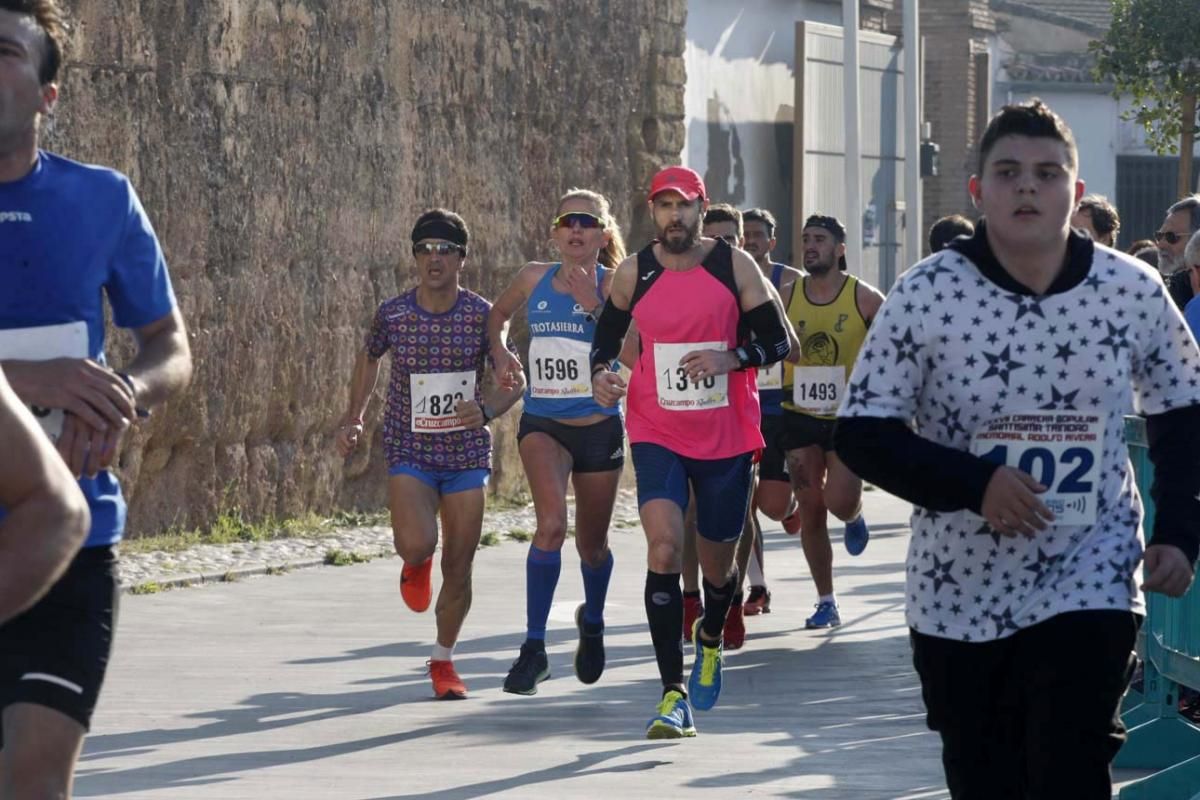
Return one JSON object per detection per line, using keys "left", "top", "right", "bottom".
{"left": 552, "top": 212, "right": 604, "bottom": 230}
{"left": 412, "top": 242, "right": 465, "bottom": 256}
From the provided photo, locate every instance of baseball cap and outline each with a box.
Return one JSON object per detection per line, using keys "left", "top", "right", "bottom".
{"left": 649, "top": 166, "right": 707, "bottom": 202}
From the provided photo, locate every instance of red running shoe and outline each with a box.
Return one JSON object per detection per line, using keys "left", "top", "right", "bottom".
{"left": 782, "top": 508, "right": 802, "bottom": 535}
{"left": 400, "top": 558, "right": 433, "bottom": 613}
{"left": 743, "top": 585, "right": 772, "bottom": 616}
{"left": 723, "top": 601, "right": 746, "bottom": 650}
{"left": 428, "top": 659, "right": 468, "bottom": 699}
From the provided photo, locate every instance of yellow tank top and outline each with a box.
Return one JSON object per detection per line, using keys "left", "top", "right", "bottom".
{"left": 782, "top": 274, "right": 869, "bottom": 419}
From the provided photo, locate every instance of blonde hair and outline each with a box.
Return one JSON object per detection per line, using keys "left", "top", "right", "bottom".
{"left": 557, "top": 188, "right": 627, "bottom": 270}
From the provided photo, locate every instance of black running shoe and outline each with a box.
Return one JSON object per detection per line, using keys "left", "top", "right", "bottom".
{"left": 573, "top": 603, "right": 606, "bottom": 685}
{"left": 503, "top": 642, "right": 550, "bottom": 696}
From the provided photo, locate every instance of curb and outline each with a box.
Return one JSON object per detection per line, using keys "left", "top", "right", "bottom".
{"left": 121, "top": 553, "right": 398, "bottom": 595}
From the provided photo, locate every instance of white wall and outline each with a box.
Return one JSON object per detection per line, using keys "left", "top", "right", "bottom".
{"left": 684, "top": 0, "right": 841, "bottom": 261}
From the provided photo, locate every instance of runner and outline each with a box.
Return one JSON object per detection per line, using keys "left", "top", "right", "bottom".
{"left": 740, "top": 207, "right": 805, "bottom": 617}
{"left": 779, "top": 215, "right": 883, "bottom": 629}
{"left": 836, "top": 99, "right": 1200, "bottom": 798}
{"left": 335, "top": 209, "right": 524, "bottom": 700}
{"left": 0, "top": 365, "right": 89, "bottom": 625}
{"left": 486, "top": 189, "right": 627, "bottom": 694}
{"left": 0, "top": 2, "right": 193, "bottom": 793}
{"left": 590, "top": 166, "right": 795, "bottom": 738}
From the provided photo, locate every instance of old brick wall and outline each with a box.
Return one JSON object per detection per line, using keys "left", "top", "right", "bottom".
{"left": 47, "top": 0, "right": 687, "bottom": 536}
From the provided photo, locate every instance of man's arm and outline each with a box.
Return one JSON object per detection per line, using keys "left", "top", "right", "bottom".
{"left": 856, "top": 281, "right": 886, "bottom": 326}
{"left": 0, "top": 367, "right": 90, "bottom": 625}
{"left": 335, "top": 348, "right": 383, "bottom": 457}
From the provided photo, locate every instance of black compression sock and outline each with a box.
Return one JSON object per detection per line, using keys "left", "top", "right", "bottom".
{"left": 644, "top": 570, "right": 684, "bottom": 688}
{"left": 700, "top": 566, "right": 740, "bottom": 642}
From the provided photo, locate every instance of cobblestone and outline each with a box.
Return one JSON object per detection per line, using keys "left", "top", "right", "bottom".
{"left": 118, "top": 490, "right": 643, "bottom": 591}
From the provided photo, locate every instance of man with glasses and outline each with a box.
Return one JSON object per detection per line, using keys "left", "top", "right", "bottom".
{"left": 1156, "top": 194, "right": 1200, "bottom": 310}
{"left": 335, "top": 208, "right": 524, "bottom": 700}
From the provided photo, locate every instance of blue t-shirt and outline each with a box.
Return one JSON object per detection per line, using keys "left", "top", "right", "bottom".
{"left": 759, "top": 262, "right": 788, "bottom": 416}
{"left": 0, "top": 151, "right": 177, "bottom": 547}
{"left": 1186, "top": 294, "right": 1200, "bottom": 340}
{"left": 522, "top": 264, "right": 618, "bottom": 420}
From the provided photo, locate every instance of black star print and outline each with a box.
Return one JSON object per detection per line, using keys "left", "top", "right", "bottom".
{"left": 891, "top": 328, "right": 922, "bottom": 366}
{"left": 1039, "top": 386, "right": 1080, "bottom": 410}
{"left": 1054, "top": 342, "right": 1077, "bottom": 365}
{"left": 1006, "top": 294, "right": 1047, "bottom": 321}
{"left": 845, "top": 375, "right": 880, "bottom": 409}
{"left": 981, "top": 345, "right": 1025, "bottom": 386}
{"left": 1098, "top": 321, "right": 1130, "bottom": 359}
{"left": 922, "top": 555, "right": 960, "bottom": 594}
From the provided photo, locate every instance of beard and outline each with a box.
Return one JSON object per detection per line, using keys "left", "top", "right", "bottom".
{"left": 658, "top": 218, "right": 701, "bottom": 254}
{"left": 805, "top": 258, "right": 835, "bottom": 276}
{"left": 1160, "top": 249, "right": 1185, "bottom": 274}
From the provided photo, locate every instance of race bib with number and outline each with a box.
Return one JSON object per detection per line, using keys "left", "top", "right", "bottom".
{"left": 410, "top": 370, "right": 476, "bottom": 433}
{"left": 0, "top": 321, "right": 89, "bottom": 442}
{"left": 653, "top": 341, "right": 729, "bottom": 411}
{"left": 970, "top": 411, "right": 1104, "bottom": 526}
{"left": 758, "top": 361, "right": 783, "bottom": 391}
{"left": 528, "top": 337, "right": 590, "bottom": 399}
{"left": 791, "top": 365, "right": 845, "bottom": 415}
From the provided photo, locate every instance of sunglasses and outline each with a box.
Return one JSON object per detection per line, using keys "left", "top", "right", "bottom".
{"left": 1155, "top": 230, "right": 1186, "bottom": 245}
{"left": 412, "top": 242, "right": 465, "bottom": 257}
{"left": 552, "top": 212, "right": 604, "bottom": 230}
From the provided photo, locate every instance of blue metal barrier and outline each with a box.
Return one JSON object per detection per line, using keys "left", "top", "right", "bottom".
{"left": 1117, "top": 416, "right": 1200, "bottom": 799}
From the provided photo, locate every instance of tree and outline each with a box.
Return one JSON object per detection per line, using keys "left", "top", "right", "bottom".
{"left": 1092, "top": 0, "right": 1200, "bottom": 198}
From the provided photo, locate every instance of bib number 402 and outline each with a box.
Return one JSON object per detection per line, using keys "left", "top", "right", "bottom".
{"left": 978, "top": 445, "right": 1095, "bottom": 494}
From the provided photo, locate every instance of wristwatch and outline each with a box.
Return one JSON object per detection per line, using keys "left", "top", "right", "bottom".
{"left": 585, "top": 302, "right": 604, "bottom": 323}
{"left": 734, "top": 346, "right": 752, "bottom": 371}
{"left": 116, "top": 372, "right": 151, "bottom": 419}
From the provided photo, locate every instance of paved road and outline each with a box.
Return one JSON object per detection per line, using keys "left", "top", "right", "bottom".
{"left": 73, "top": 489, "right": 1138, "bottom": 798}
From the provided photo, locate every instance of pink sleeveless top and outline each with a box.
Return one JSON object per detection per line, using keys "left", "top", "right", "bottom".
{"left": 627, "top": 240, "right": 764, "bottom": 459}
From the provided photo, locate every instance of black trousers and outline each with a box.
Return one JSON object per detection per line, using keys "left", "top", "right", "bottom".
{"left": 911, "top": 610, "right": 1140, "bottom": 800}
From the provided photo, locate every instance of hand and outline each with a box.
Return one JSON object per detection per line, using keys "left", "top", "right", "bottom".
{"left": 491, "top": 347, "right": 524, "bottom": 391}
{"left": 592, "top": 370, "right": 627, "bottom": 407}
{"left": 1142, "top": 544, "right": 1195, "bottom": 598}
{"left": 980, "top": 466, "right": 1054, "bottom": 538}
{"left": 335, "top": 421, "right": 364, "bottom": 457}
{"left": 57, "top": 413, "right": 126, "bottom": 478}
{"left": 560, "top": 263, "right": 600, "bottom": 310}
{"left": 5, "top": 358, "right": 136, "bottom": 433}
{"left": 679, "top": 349, "right": 739, "bottom": 382}
{"left": 455, "top": 399, "right": 486, "bottom": 430}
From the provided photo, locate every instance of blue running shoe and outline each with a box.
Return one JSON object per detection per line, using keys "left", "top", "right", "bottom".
{"left": 645, "top": 689, "right": 697, "bottom": 739}
{"left": 805, "top": 600, "right": 841, "bottom": 629}
{"left": 844, "top": 515, "right": 870, "bottom": 556}
{"left": 687, "top": 619, "right": 723, "bottom": 711}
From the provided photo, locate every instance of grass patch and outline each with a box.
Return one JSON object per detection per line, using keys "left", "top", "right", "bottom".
{"left": 264, "top": 564, "right": 290, "bottom": 576}
{"left": 122, "top": 507, "right": 389, "bottom": 556}
{"left": 488, "top": 492, "right": 533, "bottom": 511}
{"left": 506, "top": 528, "right": 532, "bottom": 542}
{"left": 324, "top": 549, "right": 374, "bottom": 566}
{"left": 565, "top": 526, "right": 576, "bottom": 538}
{"left": 615, "top": 519, "right": 639, "bottom": 529}
{"left": 128, "top": 581, "right": 163, "bottom": 595}
{"left": 479, "top": 532, "right": 501, "bottom": 548}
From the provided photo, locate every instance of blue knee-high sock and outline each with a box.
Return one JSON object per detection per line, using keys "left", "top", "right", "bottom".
{"left": 580, "top": 550, "right": 614, "bottom": 626}
{"left": 526, "top": 546, "right": 562, "bottom": 641}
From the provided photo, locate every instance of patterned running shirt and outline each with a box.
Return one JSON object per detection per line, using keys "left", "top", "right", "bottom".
{"left": 366, "top": 287, "right": 492, "bottom": 471}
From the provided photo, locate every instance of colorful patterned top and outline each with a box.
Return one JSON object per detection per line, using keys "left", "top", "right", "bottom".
{"left": 366, "top": 287, "right": 492, "bottom": 471}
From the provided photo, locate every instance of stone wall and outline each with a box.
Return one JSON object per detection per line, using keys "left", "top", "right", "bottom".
{"left": 48, "top": 0, "right": 687, "bottom": 536}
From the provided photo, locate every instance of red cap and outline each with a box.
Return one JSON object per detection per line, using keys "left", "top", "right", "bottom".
{"left": 648, "top": 166, "right": 707, "bottom": 202}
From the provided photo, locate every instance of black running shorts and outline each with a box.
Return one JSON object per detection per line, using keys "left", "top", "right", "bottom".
{"left": 758, "top": 414, "right": 789, "bottom": 482}
{"left": 777, "top": 410, "right": 837, "bottom": 452}
{"left": 0, "top": 545, "right": 119, "bottom": 741}
{"left": 517, "top": 413, "right": 625, "bottom": 473}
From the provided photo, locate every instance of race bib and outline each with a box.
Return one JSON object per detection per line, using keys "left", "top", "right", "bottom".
{"left": 791, "top": 366, "right": 845, "bottom": 415}
{"left": 758, "top": 361, "right": 783, "bottom": 391}
{"left": 654, "top": 341, "right": 729, "bottom": 411}
{"left": 970, "top": 411, "right": 1104, "bottom": 526}
{"left": 410, "top": 371, "right": 476, "bottom": 433}
{"left": 0, "top": 322, "right": 88, "bottom": 442}
{"left": 528, "top": 337, "right": 590, "bottom": 399}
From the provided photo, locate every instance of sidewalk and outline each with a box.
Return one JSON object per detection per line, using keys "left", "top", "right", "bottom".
{"left": 74, "top": 489, "right": 1135, "bottom": 799}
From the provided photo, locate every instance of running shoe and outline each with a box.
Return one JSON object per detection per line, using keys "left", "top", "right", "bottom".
{"left": 844, "top": 515, "right": 870, "bottom": 556}
{"left": 723, "top": 600, "right": 746, "bottom": 651}
{"left": 688, "top": 619, "right": 723, "bottom": 711}
{"left": 428, "top": 659, "right": 468, "bottom": 699}
{"left": 683, "top": 594, "right": 703, "bottom": 644}
{"left": 503, "top": 642, "right": 550, "bottom": 695}
{"left": 805, "top": 600, "right": 841, "bottom": 629}
{"left": 400, "top": 557, "right": 433, "bottom": 613}
{"left": 782, "top": 507, "right": 802, "bottom": 535}
{"left": 645, "top": 689, "right": 697, "bottom": 739}
{"left": 573, "top": 603, "right": 606, "bottom": 685}
{"left": 743, "top": 585, "right": 772, "bottom": 616}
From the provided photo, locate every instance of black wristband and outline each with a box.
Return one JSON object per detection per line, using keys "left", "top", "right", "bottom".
{"left": 116, "top": 372, "right": 151, "bottom": 419}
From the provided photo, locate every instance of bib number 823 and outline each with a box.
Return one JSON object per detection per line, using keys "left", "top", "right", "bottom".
{"left": 415, "top": 392, "right": 465, "bottom": 417}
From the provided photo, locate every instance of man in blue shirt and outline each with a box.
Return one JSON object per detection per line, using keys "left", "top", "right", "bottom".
{"left": 0, "top": 2, "right": 192, "bottom": 795}
{"left": 1183, "top": 231, "right": 1200, "bottom": 338}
